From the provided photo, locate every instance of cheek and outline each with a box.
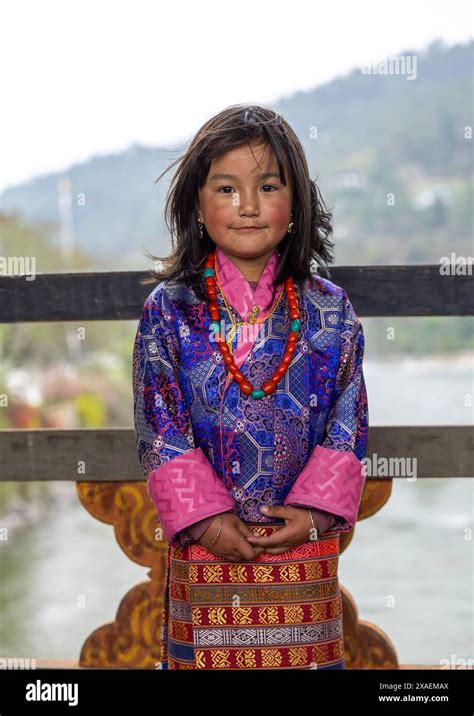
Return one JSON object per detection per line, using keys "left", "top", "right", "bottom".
{"left": 204, "top": 200, "right": 233, "bottom": 226}
{"left": 265, "top": 202, "right": 291, "bottom": 230}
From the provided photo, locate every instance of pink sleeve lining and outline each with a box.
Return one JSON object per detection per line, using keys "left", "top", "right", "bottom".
{"left": 147, "top": 446, "right": 236, "bottom": 542}
{"left": 284, "top": 444, "right": 366, "bottom": 533}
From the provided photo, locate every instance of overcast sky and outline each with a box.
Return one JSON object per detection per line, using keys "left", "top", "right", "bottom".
{"left": 0, "top": 0, "right": 472, "bottom": 193}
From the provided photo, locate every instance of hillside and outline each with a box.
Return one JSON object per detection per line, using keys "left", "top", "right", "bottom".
{"left": 0, "top": 38, "right": 471, "bottom": 272}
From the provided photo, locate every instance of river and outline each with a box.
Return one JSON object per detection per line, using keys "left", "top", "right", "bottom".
{"left": 0, "top": 353, "right": 472, "bottom": 666}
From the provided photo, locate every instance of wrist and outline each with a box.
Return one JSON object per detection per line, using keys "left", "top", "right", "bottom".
{"left": 308, "top": 509, "right": 319, "bottom": 541}
{"left": 199, "top": 514, "right": 224, "bottom": 548}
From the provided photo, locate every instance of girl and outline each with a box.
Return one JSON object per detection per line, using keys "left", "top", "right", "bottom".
{"left": 133, "top": 104, "right": 368, "bottom": 670}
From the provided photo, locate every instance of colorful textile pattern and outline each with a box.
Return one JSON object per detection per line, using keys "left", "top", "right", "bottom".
{"left": 133, "top": 249, "right": 368, "bottom": 545}
{"left": 159, "top": 525, "right": 346, "bottom": 670}
{"left": 132, "top": 248, "right": 368, "bottom": 670}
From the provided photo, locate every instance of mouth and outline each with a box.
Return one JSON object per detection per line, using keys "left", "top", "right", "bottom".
{"left": 232, "top": 227, "right": 265, "bottom": 233}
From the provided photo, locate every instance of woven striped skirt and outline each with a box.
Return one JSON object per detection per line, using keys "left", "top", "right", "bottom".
{"left": 159, "top": 523, "right": 346, "bottom": 670}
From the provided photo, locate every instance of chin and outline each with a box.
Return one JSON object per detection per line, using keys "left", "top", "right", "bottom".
{"left": 225, "top": 241, "right": 273, "bottom": 253}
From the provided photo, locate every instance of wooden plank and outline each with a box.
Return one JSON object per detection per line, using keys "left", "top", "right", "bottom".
{"left": 0, "top": 426, "right": 472, "bottom": 481}
{"left": 0, "top": 271, "right": 148, "bottom": 323}
{"left": 0, "top": 266, "right": 472, "bottom": 322}
{"left": 332, "top": 265, "right": 473, "bottom": 317}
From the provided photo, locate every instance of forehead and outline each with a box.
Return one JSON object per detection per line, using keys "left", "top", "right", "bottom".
{"left": 207, "top": 142, "right": 284, "bottom": 181}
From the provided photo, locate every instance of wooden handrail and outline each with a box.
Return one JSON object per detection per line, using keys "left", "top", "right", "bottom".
{"left": 0, "top": 426, "right": 472, "bottom": 480}
{"left": 0, "top": 265, "right": 472, "bottom": 322}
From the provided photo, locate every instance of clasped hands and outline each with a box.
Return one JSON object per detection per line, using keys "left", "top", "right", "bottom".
{"left": 197, "top": 505, "right": 316, "bottom": 563}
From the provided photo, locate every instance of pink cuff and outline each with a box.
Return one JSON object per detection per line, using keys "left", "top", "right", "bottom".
{"left": 147, "top": 447, "right": 236, "bottom": 542}
{"left": 284, "top": 444, "right": 366, "bottom": 533}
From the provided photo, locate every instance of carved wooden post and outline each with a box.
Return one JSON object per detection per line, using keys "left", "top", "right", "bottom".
{"left": 77, "top": 477, "right": 398, "bottom": 669}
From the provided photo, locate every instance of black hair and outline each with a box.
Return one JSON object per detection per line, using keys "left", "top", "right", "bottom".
{"left": 141, "top": 103, "right": 335, "bottom": 302}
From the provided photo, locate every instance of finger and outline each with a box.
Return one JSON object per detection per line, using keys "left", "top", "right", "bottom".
{"left": 235, "top": 533, "right": 262, "bottom": 561}
{"left": 237, "top": 522, "right": 258, "bottom": 538}
{"left": 229, "top": 524, "right": 264, "bottom": 559}
{"left": 236, "top": 523, "right": 268, "bottom": 553}
{"left": 246, "top": 527, "right": 294, "bottom": 547}
{"left": 259, "top": 505, "right": 291, "bottom": 520}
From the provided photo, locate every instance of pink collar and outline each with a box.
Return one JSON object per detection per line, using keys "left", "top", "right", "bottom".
{"left": 214, "top": 245, "right": 283, "bottom": 371}
{"left": 215, "top": 245, "right": 282, "bottom": 322}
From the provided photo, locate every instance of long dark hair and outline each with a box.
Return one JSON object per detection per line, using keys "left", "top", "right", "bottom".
{"left": 141, "top": 103, "right": 335, "bottom": 302}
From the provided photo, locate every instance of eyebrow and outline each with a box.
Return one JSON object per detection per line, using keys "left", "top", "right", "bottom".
{"left": 209, "top": 172, "right": 282, "bottom": 182}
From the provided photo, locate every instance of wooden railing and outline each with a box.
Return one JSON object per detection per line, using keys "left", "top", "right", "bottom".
{"left": 1, "top": 265, "right": 472, "bottom": 669}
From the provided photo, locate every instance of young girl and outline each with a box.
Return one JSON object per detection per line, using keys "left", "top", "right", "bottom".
{"left": 133, "top": 104, "right": 368, "bottom": 670}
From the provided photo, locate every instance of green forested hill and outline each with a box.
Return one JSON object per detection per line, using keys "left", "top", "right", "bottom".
{"left": 0, "top": 39, "right": 471, "bottom": 272}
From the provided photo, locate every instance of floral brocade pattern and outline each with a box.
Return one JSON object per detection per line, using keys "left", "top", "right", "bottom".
{"left": 133, "top": 271, "right": 368, "bottom": 539}
{"left": 133, "top": 263, "right": 369, "bottom": 670}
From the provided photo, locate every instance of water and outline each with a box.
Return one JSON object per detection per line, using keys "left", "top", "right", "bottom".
{"left": 0, "top": 354, "right": 473, "bottom": 666}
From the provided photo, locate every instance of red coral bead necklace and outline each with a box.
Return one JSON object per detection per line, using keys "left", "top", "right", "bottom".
{"left": 202, "top": 251, "right": 301, "bottom": 399}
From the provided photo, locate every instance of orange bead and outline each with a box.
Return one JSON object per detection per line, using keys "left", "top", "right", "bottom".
{"left": 262, "top": 379, "right": 278, "bottom": 395}
{"left": 202, "top": 252, "right": 303, "bottom": 399}
{"left": 240, "top": 380, "right": 253, "bottom": 395}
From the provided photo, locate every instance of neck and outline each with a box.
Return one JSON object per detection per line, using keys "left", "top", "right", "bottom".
{"left": 217, "top": 248, "right": 275, "bottom": 282}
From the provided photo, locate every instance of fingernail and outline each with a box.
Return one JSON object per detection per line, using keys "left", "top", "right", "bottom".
{"left": 260, "top": 506, "right": 269, "bottom": 512}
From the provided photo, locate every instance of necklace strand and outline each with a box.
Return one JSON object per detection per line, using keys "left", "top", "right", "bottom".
{"left": 214, "top": 254, "right": 285, "bottom": 358}
{"left": 203, "top": 251, "right": 301, "bottom": 399}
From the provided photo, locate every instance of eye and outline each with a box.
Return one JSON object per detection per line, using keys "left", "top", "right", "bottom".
{"left": 217, "top": 185, "right": 278, "bottom": 193}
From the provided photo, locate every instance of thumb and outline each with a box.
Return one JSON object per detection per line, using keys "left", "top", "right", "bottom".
{"left": 259, "top": 505, "right": 288, "bottom": 519}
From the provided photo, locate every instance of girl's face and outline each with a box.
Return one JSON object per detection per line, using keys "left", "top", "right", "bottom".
{"left": 197, "top": 141, "right": 293, "bottom": 273}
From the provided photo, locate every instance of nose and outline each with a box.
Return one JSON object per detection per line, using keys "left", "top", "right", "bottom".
{"left": 236, "top": 189, "right": 261, "bottom": 216}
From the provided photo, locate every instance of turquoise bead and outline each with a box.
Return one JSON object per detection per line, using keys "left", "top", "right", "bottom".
{"left": 290, "top": 319, "right": 301, "bottom": 331}
{"left": 203, "top": 268, "right": 215, "bottom": 277}
{"left": 210, "top": 320, "right": 220, "bottom": 332}
{"left": 251, "top": 389, "right": 266, "bottom": 399}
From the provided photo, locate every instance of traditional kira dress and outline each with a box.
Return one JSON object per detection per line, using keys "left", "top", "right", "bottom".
{"left": 133, "top": 245, "right": 368, "bottom": 670}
